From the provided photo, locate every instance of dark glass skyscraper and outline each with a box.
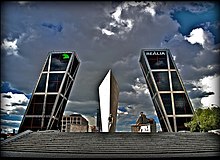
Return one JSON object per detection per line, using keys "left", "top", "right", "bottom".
{"left": 18, "top": 51, "right": 80, "bottom": 133}
{"left": 139, "top": 49, "right": 194, "bottom": 132}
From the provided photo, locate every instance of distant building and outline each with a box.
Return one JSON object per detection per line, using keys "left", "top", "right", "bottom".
{"left": 61, "top": 114, "right": 88, "bottom": 132}
{"left": 90, "top": 125, "right": 97, "bottom": 132}
{"left": 98, "top": 69, "right": 119, "bottom": 132}
{"left": 19, "top": 51, "right": 80, "bottom": 133}
{"left": 139, "top": 49, "right": 195, "bottom": 132}
{"left": 131, "top": 112, "right": 156, "bottom": 133}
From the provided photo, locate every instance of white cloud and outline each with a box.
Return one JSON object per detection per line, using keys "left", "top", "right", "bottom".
{"left": 98, "top": 3, "right": 135, "bottom": 38}
{"left": 184, "top": 28, "right": 205, "bottom": 46}
{"left": 1, "top": 119, "right": 21, "bottom": 124}
{"left": 191, "top": 75, "right": 220, "bottom": 108}
{"left": 143, "top": 3, "right": 156, "bottom": 16}
{"left": 199, "top": 75, "right": 220, "bottom": 107}
{"left": 1, "top": 127, "right": 19, "bottom": 134}
{"left": 131, "top": 78, "right": 149, "bottom": 95}
{"left": 1, "top": 92, "right": 28, "bottom": 133}
{"left": 101, "top": 28, "right": 115, "bottom": 36}
{"left": 1, "top": 92, "right": 28, "bottom": 114}
{"left": 117, "top": 109, "right": 128, "bottom": 115}
{"left": 184, "top": 28, "right": 214, "bottom": 49}
{"left": 111, "top": 6, "right": 122, "bottom": 23}
{"left": 126, "top": 1, "right": 146, "bottom": 7}
{"left": 1, "top": 39, "right": 19, "bottom": 56}
{"left": 18, "top": 1, "right": 30, "bottom": 5}
{"left": 125, "top": 1, "right": 156, "bottom": 16}
{"left": 156, "top": 123, "right": 162, "bottom": 132}
{"left": 2, "top": 1, "right": 218, "bottom": 132}
{"left": 2, "top": 30, "right": 38, "bottom": 57}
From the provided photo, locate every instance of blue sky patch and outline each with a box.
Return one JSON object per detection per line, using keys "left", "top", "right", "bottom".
{"left": 118, "top": 106, "right": 127, "bottom": 112}
{"left": 1, "top": 114, "right": 22, "bottom": 122}
{"left": 1, "top": 81, "right": 31, "bottom": 99}
{"left": 171, "top": 5, "right": 220, "bottom": 43}
{"left": 1, "top": 82, "right": 24, "bottom": 94}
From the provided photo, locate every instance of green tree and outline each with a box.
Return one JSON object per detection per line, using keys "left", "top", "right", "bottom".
{"left": 185, "top": 107, "right": 220, "bottom": 132}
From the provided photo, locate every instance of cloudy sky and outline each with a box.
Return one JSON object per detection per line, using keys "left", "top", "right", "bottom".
{"left": 1, "top": 1, "right": 219, "bottom": 133}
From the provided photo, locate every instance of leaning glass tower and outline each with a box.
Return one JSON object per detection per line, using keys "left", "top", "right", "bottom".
{"left": 139, "top": 49, "right": 194, "bottom": 132}
{"left": 18, "top": 51, "right": 80, "bottom": 133}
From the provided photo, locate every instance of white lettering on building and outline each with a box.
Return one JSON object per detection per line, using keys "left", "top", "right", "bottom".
{"left": 145, "top": 51, "right": 166, "bottom": 55}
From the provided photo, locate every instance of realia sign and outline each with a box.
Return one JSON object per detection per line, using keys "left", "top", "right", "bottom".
{"left": 145, "top": 51, "right": 166, "bottom": 55}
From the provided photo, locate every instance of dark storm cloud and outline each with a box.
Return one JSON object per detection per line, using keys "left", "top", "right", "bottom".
{"left": 163, "top": 34, "right": 220, "bottom": 81}
{"left": 1, "top": 114, "right": 22, "bottom": 122}
{"left": 184, "top": 82, "right": 202, "bottom": 90}
{"left": 65, "top": 100, "right": 99, "bottom": 116}
{"left": 117, "top": 114, "right": 137, "bottom": 131}
{"left": 11, "top": 101, "right": 28, "bottom": 107}
{"left": 1, "top": 114, "right": 22, "bottom": 128}
{"left": 1, "top": 120, "right": 20, "bottom": 129}
{"left": 42, "top": 23, "right": 63, "bottom": 32}
{"left": 189, "top": 90, "right": 214, "bottom": 99}
{"left": 1, "top": 82, "right": 25, "bottom": 94}
{"left": 2, "top": 95, "right": 12, "bottom": 99}
{"left": 1, "top": 1, "right": 219, "bottom": 131}
{"left": 8, "top": 107, "right": 26, "bottom": 115}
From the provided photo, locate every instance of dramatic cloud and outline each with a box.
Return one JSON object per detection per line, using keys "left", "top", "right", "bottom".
{"left": 1, "top": 38, "right": 19, "bottom": 56}
{"left": 2, "top": 94, "right": 12, "bottom": 99}
{"left": 1, "top": 83, "right": 29, "bottom": 133}
{"left": 184, "top": 28, "right": 214, "bottom": 49}
{"left": 199, "top": 75, "right": 220, "bottom": 107}
{"left": 1, "top": 1, "right": 219, "bottom": 132}
{"left": 100, "top": 28, "right": 115, "bottom": 36}
{"left": 99, "top": 2, "right": 135, "bottom": 38}
{"left": 189, "top": 89, "right": 214, "bottom": 99}
{"left": 185, "top": 28, "right": 206, "bottom": 45}
{"left": 1, "top": 92, "right": 28, "bottom": 115}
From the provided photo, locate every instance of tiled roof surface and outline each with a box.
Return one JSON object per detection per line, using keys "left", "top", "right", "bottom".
{"left": 1, "top": 130, "right": 220, "bottom": 158}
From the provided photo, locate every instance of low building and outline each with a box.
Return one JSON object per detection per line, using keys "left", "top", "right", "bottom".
{"left": 89, "top": 125, "right": 98, "bottom": 132}
{"left": 131, "top": 118, "right": 156, "bottom": 133}
{"left": 61, "top": 114, "right": 88, "bottom": 132}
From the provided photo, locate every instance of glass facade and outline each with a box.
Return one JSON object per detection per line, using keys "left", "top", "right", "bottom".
{"left": 146, "top": 55, "right": 168, "bottom": 69}
{"left": 50, "top": 53, "right": 72, "bottom": 71}
{"left": 48, "top": 73, "right": 64, "bottom": 92}
{"left": 176, "top": 117, "right": 192, "bottom": 131}
{"left": 161, "top": 94, "right": 172, "bottom": 115}
{"left": 19, "top": 51, "right": 80, "bottom": 133}
{"left": 139, "top": 49, "right": 194, "bottom": 132}
{"left": 35, "top": 74, "right": 47, "bottom": 92}
{"left": 174, "top": 93, "right": 193, "bottom": 114}
{"left": 27, "top": 95, "right": 44, "bottom": 115}
{"left": 45, "top": 95, "right": 56, "bottom": 115}
{"left": 153, "top": 72, "right": 170, "bottom": 91}
{"left": 171, "top": 72, "right": 183, "bottom": 91}
{"left": 168, "top": 117, "right": 175, "bottom": 131}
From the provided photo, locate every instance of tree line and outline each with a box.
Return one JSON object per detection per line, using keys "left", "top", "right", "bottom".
{"left": 185, "top": 106, "right": 220, "bottom": 132}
